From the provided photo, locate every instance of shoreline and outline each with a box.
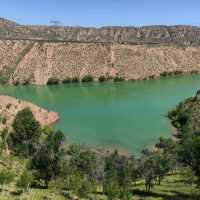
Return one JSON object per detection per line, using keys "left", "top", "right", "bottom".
{"left": 3, "top": 70, "right": 200, "bottom": 86}
{"left": 0, "top": 95, "right": 60, "bottom": 131}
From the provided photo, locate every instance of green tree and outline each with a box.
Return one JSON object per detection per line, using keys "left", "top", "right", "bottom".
{"left": 68, "top": 148, "right": 98, "bottom": 198}
{"left": 104, "top": 150, "right": 133, "bottom": 200}
{"left": 155, "top": 137, "right": 176, "bottom": 155}
{"left": 140, "top": 154, "right": 155, "bottom": 193}
{"left": 17, "top": 170, "right": 33, "bottom": 193}
{"left": 178, "top": 135, "right": 200, "bottom": 186}
{"left": 152, "top": 153, "right": 170, "bottom": 185}
{"left": 155, "top": 137, "right": 178, "bottom": 174}
{"left": 0, "top": 171, "right": 15, "bottom": 193}
{"left": 10, "top": 108, "right": 42, "bottom": 157}
{"left": 31, "top": 130, "right": 65, "bottom": 188}
{"left": 104, "top": 177, "right": 121, "bottom": 200}
{"left": 0, "top": 128, "right": 9, "bottom": 154}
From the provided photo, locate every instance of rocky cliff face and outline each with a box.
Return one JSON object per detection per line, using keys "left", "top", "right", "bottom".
{"left": 0, "top": 18, "right": 200, "bottom": 85}
{"left": 0, "top": 40, "right": 200, "bottom": 85}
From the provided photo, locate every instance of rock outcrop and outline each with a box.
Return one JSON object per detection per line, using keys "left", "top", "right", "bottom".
{"left": 0, "top": 95, "right": 60, "bottom": 131}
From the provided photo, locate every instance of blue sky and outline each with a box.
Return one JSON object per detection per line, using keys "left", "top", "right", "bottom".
{"left": 1, "top": 0, "right": 200, "bottom": 27}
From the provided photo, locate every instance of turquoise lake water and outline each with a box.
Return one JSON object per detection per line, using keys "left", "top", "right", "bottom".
{"left": 0, "top": 74, "right": 200, "bottom": 153}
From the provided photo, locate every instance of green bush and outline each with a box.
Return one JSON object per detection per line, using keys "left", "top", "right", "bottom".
{"left": 149, "top": 75, "right": 156, "bottom": 79}
{"left": 106, "top": 76, "right": 114, "bottom": 81}
{"left": 113, "top": 76, "right": 124, "bottom": 82}
{"left": 13, "top": 80, "right": 19, "bottom": 86}
{"left": 173, "top": 70, "right": 183, "bottom": 75}
{"left": 2, "top": 117, "right": 7, "bottom": 125}
{"left": 47, "top": 77, "right": 60, "bottom": 85}
{"left": 160, "top": 72, "right": 169, "bottom": 77}
{"left": 62, "top": 77, "right": 72, "bottom": 84}
{"left": 99, "top": 75, "right": 106, "bottom": 82}
{"left": 191, "top": 70, "right": 198, "bottom": 75}
{"left": 22, "top": 79, "right": 30, "bottom": 85}
{"left": 82, "top": 75, "right": 93, "bottom": 82}
{"left": 72, "top": 77, "right": 80, "bottom": 83}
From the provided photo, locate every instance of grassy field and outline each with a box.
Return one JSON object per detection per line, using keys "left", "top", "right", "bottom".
{"left": 0, "top": 173, "right": 199, "bottom": 200}
{"left": 134, "top": 174, "right": 200, "bottom": 200}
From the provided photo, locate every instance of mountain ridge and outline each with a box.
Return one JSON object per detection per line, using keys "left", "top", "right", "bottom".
{"left": 0, "top": 18, "right": 200, "bottom": 45}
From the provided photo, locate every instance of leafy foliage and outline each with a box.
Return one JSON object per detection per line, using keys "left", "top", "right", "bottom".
{"left": 17, "top": 169, "right": 34, "bottom": 193}
{"left": 62, "top": 77, "right": 72, "bottom": 84}
{"left": 10, "top": 108, "right": 42, "bottom": 157}
{"left": 0, "top": 170, "right": 15, "bottom": 193}
{"left": 71, "top": 77, "right": 80, "bottom": 83}
{"left": 81, "top": 75, "right": 94, "bottom": 82}
{"left": 31, "top": 130, "right": 65, "bottom": 188}
{"left": 98, "top": 75, "right": 106, "bottom": 82}
{"left": 47, "top": 77, "right": 60, "bottom": 85}
{"left": 113, "top": 76, "right": 124, "bottom": 82}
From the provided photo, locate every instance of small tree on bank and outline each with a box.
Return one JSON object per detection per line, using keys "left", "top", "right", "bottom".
{"left": 31, "top": 130, "right": 65, "bottom": 188}
{"left": 0, "top": 170, "right": 15, "bottom": 193}
{"left": 10, "top": 108, "right": 42, "bottom": 157}
{"left": 17, "top": 170, "right": 33, "bottom": 193}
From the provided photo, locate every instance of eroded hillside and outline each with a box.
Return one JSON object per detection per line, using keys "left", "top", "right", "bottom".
{"left": 1, "top": 18, "right": 200, "bottom": 84}
{"left": 0, "top": 40, "right": 200, "bottom": 84}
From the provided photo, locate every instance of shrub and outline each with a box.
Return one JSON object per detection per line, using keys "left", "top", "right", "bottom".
{"left": 23, "top": 79, "right": 30, "bottom": 85}
{"left": 191, "top": 70, "right": 198, "bottom": 75}
{"left": 149, "top": 75, "right": 156, "bottom": 79}
{"left": 62, "top": 77, "right": 72, "bottom": 84}
{"left": 2, "top": 117, "right": 7, "bottom": 125}
{"left": 99, "top": 75, "right": 106, "bottom": 82}
{"left": 113, "top": 76, "right": 124, "bottom": 82}
{"left": 173, "top": 70, "right": 183, "bottom": 75}
{"left": 13, "top": 80, "right": 19, "bottom": 86}
{"left": 82, "top": 75, "right": 93, "bottom": 82}
{"left": 72, "top": 77, "right": 80, "bottom": 83}
{"left": 47, "top": 77, "right": 60, "bottom": 85}
{"left": 160, "top": 72, "right": 169, "bottom": 77}
{"left": 6, "top": 104, "right": 12, "bottom": 109}
{"left": 107, "top": 76, "right": 114, "bottom": 81}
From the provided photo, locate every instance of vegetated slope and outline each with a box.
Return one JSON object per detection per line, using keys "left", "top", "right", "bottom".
{"left": 168, "top": 92, "right": 200, "bottom": 137}
{"left": 1, "top": 18, "right": 200, "bottom": 85}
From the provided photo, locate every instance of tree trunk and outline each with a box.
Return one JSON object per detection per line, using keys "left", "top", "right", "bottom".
{"left": 45, "top": 180, "right": 48, "bottom": 189}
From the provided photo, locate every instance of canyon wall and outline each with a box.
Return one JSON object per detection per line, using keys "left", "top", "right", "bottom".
{"left": 0, "top": 18, "right": 200, "bottom": 85}
{"left": 0, "top": 39, "right": 200, "bottom": 85}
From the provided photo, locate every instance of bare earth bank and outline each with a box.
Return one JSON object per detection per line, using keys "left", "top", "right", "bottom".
{"left": 0, "top": 95, "right": 60, "bottom": 131}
